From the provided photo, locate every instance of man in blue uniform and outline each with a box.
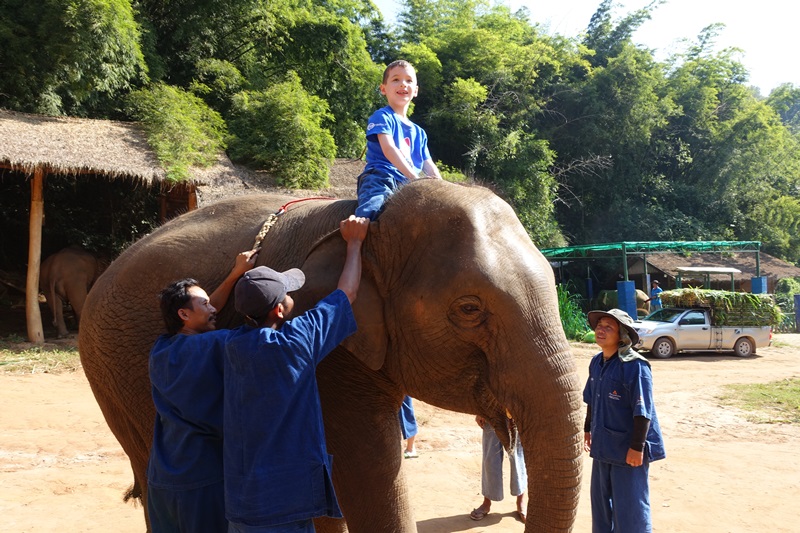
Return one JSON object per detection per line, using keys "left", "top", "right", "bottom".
{"left": 224, "top": 215, "right": 369, "bottom": 533}
{"left": 147, "top": 250, "right": 257, "bottom": 533}
{"left": 647, "top": 280, "right": 663, "bottom": 313}
{"left": 583, "top": 309, "right": 666, "bottom": 533}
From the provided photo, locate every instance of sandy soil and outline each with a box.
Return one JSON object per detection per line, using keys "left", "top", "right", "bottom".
{"left": 2, "top": 335, "right": 800, "bottom": 532}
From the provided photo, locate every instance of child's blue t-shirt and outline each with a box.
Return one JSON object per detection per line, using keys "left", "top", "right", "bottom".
{"left": 364, "top": 106, "right": 431, "bottom": 183}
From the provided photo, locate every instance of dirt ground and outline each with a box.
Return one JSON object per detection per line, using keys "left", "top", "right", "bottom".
{"left": 2, "top": 335, "right": 800, "bottom": 532}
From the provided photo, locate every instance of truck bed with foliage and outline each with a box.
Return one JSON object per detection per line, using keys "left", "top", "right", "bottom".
{"left": 659, "top": 288, "right": 782, "bottom": 327}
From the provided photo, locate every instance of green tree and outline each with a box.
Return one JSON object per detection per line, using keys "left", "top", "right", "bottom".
{"left": 133, "top": 0, "right": 279, "bottom": 85}
{"left": 126, "top": 83, "right": 227, "bottom": 181}
{"left": 583, "top": 0, "right": 664, "bottom": 68}
{"left": 227, "top": 72, "right": 336, "bottom": 188}
{"left": 545, "top": 41, "right": 674, "bottom": 243}
{"left": 767, "top": 83, "right": 800, "bottom": 135}
{"left": 263, "top": 5, "right": 382, "bottom": 157}
{"left": 0, "top": 0, "right": 148, "bottom": 115}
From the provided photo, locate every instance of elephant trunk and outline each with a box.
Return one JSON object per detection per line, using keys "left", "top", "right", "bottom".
{"left": 514, "top": 344, "right": 583, "bottom": 532}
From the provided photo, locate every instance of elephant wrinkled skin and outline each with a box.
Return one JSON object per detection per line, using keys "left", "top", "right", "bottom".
{"left": 78, "top": 180, "right": 583, "bottom": 532}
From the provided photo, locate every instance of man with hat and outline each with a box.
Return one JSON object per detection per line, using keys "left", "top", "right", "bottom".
{"left": 223, "top": 215, "right": 369, "bottom": 533}
{"left": 583, "top": 309, "right": 666, "bottom": 533}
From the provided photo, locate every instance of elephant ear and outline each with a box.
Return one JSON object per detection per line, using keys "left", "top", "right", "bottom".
{"left": 299, "top": 231, "right": 388, "bottom": 371}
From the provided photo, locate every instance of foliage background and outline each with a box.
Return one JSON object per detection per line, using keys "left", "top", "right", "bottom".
{"left": 1, "top": 0, "right": 800, "bottom": 262}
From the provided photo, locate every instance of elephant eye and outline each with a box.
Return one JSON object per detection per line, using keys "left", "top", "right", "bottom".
{"left": 448, "top": 296, "right": 487, "bottom": 328}
{"left": 461, "top": 303, "right": 480, "bottom": 314}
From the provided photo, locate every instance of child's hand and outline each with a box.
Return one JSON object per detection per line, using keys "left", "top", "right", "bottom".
{"left": 340, "top": 215, "right": 369, "bottom": 243}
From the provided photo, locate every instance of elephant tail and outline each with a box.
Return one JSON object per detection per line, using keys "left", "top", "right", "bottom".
{"left": 123, "top": 480, "right": 142, "bottom": 504}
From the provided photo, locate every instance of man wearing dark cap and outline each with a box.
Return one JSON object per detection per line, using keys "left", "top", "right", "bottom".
{"left": 223, "top": 215, "right": 369, "bottom": 533}
{"left": 147, "top": 250, "right": 257, "bottom": 533}
{"left": 583, "top": 309, "right": 666, "bottom": 533}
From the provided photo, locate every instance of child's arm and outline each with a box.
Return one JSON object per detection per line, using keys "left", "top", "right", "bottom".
{"left": 377, "top": 134, "right": 422, "bottom": 182}
{"left": 422, "top": 158, "right": 442, "bottom": 179}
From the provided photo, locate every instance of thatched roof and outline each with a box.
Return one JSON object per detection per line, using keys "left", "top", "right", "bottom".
{"left": 630, "top": 251, "right": 800, "bottom": 281}
{"left": 0, "top": 108, "right": 166, "bottom": 183}
{"left": 0, "top": 108, "right": 361, "bottom": 202}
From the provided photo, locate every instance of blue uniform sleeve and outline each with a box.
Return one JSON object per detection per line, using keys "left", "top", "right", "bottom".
{"left": 583, "top": 354, "right": 600, "bottom": 404}
{"left": 275, "top": 289, "right": 357, "bottom": 367}
{"left": 626, "top": 360, "right": 655, "bottom": 420}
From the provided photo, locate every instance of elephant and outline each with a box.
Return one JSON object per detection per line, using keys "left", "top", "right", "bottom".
{"left": 78, "top": 179, "right": 583, "bottom": 532}
{"left": 595, "top": 288, "right": 650, "bottom": 317}
{"left": 39, "top": 246, "right": 107, "bottom": 338}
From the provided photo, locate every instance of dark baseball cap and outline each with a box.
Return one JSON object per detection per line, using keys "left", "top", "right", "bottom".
{"left": 234, "top": 266, "right": 305, "bottom": 318}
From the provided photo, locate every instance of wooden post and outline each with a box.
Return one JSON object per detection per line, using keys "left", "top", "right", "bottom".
{"left": 26, "top": 166, "right": 45, "bottom": 344}
{"left": 187, "top": 183, "right": 197, "bottom": 211}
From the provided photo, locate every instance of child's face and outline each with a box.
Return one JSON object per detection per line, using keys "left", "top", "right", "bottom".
{"left": 380, "top": 65, "right": 418, "bottom": 110}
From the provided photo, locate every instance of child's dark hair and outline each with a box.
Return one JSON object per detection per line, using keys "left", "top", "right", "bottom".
{"left": 383, "top": 60, "right": 415, "bottom": 83}
{"left": 159, "top": 278, "right": 199, "bottom": 335}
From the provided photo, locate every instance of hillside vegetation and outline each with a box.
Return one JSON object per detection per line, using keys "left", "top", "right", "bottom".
{"left": 2, "top": 0, "right": 799, "bottom": 262}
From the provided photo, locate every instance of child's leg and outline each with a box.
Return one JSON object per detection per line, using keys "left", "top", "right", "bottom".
{"left": 356, "top": 171, "right": 395, "bottom": 220}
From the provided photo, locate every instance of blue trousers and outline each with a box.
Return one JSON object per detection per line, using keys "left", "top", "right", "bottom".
{"left": 590, "top": 459, "right": 652, "bottom": 533}
{"left": 148, "top": 481, "right": 227, "bottom": 533}
{"left": 481, "top": 424, "right": 527, "bottom": 501}
{"left": 228, "top": 520, "right": 314, "bottom": 533}
{"left": 399, "top": 396, "right": 418, "bottom": 439}
{"left": 355, "top": 171, "right": 407, "bottom": 220}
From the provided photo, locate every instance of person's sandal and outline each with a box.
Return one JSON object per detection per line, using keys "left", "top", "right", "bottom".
{"left": 403, "top": 450, "right": 419, "bottom": 459}
{"left": 470, "top": 508, "right": 489, "bottom": 521}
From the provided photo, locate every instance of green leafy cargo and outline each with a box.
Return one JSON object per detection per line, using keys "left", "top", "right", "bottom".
{"left": 660, "top": 288, "right": 782, "bottom": 327}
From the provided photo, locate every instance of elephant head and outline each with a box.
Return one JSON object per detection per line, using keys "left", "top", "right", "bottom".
{"left": 79, "top": 179, "right": 582, "bottom": 532}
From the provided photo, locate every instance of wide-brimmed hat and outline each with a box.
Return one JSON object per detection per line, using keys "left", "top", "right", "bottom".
{"left": 234, "top": 266, "right": 305, "bottom": 319}
{"left": 588, "top": 308, "right": 639, "bottom": 346}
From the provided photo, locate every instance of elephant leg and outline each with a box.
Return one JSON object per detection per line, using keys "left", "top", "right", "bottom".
{"left": 65, "top": 285, "right": 88, "bottom": 327}
{"left": 52, "top": 293, "right": 69, "bottom": 338}
{"left": 317, "top": 352, "right": 415, "bottom": 533}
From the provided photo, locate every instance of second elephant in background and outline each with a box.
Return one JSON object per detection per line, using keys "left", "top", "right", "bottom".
{"left": 40, "top": 246, "right": 108, "bottom": 337}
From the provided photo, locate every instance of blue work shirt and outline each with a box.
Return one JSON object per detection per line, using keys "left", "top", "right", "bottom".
{"left": 148, "top": 329, "right": 229, "bottom": 490}
{"left": 583, "top": 352, "right": 666, "bottom": 467}
{"left": 650, "top": 286, "right": 663, "bottom": 306}
{"left": 364, "top": 105, "right": 431, "bottom": 183}
{"left": 223, "top": 289, "right": 357, "bottom": 527}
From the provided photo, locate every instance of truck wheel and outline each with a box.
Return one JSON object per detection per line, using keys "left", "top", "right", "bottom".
{"left": 651, "top": 337, "right": 675, "bottom": 359}
{"left": 734, "top": 338, "right": 754, "bottom": 357}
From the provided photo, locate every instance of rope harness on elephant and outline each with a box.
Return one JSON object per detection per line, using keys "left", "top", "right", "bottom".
{"left": 249, "top": 196, "right": 336, "bottom": 253}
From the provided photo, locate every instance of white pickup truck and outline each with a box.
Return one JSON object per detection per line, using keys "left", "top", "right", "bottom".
{"left": 634, "top": 307, "right": 772, "bottom": 358}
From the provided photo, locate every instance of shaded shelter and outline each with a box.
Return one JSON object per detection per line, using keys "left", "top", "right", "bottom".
{"left": 628, "top": 252, "right": 800, "bottom": 292}
{"left": 0, "top": 109, "right": 248, "bottom": 342}
{"left": 540, "top": 241, "right": 774, "bottom": 319}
